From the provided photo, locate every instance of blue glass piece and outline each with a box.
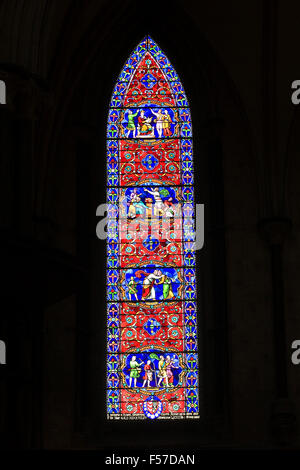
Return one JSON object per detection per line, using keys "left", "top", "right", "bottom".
{"left": 107, "top": 303, "right": 119, "bottom": 321}
{"left": 107, "top": 269, "right": 119, "bottom": 285}
{"left": 186, "top": 354, "right": 198, "bottom": 370}
{"left": 181, "top": 123, "right": 192, "bottom": 137}
{"left": 142, "top": 235, "right": 160, "bottom": 251}
{"left": 108, "top": 337, "right": 120, "bottom": 353}
{"left": 184, "top": 285, "right": 196, "bottom": 299}
{"left": 107, "top": 173, "right": 118, "bottom": 187}
{"left": 179, "top": 108, "right": 191, "bottom": 122}
{"left": 107, "top": 124, "right": 119, "bottom": 138}
{"left": 184, "top": 268, "right": 196, "bottom": 284}
{"left": 141, "top": 72, "right": 157, "bottom": 89}
{"left": 107, "top": 372, "right": 120, "bottom": 388}
{"left": 186, "top": 388, "right": 199, "bottom": 413}
{"left": 182, "top": 160, "right": 193, "bottom": 172}
{"left": 185, "top": 336, "right": 197, "bottom": 351}
{"left": 107, "top": 204, "right": 118, "bottom": 218}
{"left": 107, "top": 285, "right": 119, "bottom": 301}
{"left": 111, "top": 95, "right": 122, "bottom": 107}
{"left": 107, "top": 188, "right": 118, "bottom": 203}
{"left": 182, "top": 187, "right": 194, "bottom": 204}
{"left": 183, "top": 203, "right": 194, "bottom": 217}
{"left": 143, "top": 318, "right": 161, "bottom": 336}
{"left": 107, "top": 256, "right": 119, "bottom": 269}
{"left": 108, "top": 109, "right": 121, "bottom": 123}
{"left": 184, "top": 301, "right": 197, "bottom": 318}
{"left": 107, "top": 354, "right": 119, "bottom": 372}
{"left": 182, "top": 171, "right": 194, "bottom": 186}
{"left": 141, "top": 154, "right": 159, "bottom": 170}
{"left": 186, "top": 371, "right": 198, "bottom": 387}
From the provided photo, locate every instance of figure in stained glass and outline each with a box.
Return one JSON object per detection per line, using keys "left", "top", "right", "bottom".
{"left": 165, "top": 355, "right": 179, "bottom": 387}
{"left": 136, "top": 269, "right": 163, "bottom": 300}
{"left": 129, "top": 356, "right": 144, "bottom": 387}
{"left": 128, "top": 276, "right": 138, "bottom": 301}
{"left": 126, "top": 109, "right": 139, "bottom": 138}
{"left": 157, "top": 355, "right": 168, "bottom": 387}
{"left": 162, "top": 109, "right": 172, "bottom": 137}
{"left": 137, "top": 109, "right": 154, "bottom": 137}
{"left": 142, "top": 360, "right": 154, "bottom": 387}
{"left": 164, "top": 197, "right": 175, "bottom": 217}
{"left": 157, "top": 273, "right": 174, "bottom": 300}
{"left": 144, "top": 187, "right": 164, "bottom": 216}
{"left": 152, "top": 109, "right": 164, "bottom": 138}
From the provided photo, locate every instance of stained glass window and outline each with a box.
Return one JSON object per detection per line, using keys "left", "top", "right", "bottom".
{"left": 106, "top": 36, "right": 199, "bottom": 420}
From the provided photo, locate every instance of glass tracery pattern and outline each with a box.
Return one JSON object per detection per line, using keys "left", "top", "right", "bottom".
{"left": 107, "top": 36, "right": 199, "bottom": 420}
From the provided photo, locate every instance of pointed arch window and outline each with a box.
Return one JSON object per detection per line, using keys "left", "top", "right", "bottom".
{"left": 106, "top": 36, "right": 199, "bottom": 420}
{"left": 0, "top": 80, "right": 6, "bottom": 104}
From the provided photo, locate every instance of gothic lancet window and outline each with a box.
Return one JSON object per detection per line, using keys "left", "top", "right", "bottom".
{"left": 106, "top": 36, "right": 199, "bottom": 420}
{"left": 0, "top": 80, "right": 6, "bottom": 104}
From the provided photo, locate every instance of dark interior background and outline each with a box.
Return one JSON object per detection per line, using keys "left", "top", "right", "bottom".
{"left": 0, "top": 0, "right": 300, "bottom": 450}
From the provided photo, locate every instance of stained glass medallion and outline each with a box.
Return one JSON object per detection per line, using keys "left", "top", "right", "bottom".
{"left": 107, "top": 36, "right": 199, "bottom": 420}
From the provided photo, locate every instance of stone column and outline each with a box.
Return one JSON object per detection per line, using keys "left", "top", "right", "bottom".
{"left": 259, "top": 217, "right": 296, "bottom": 444}
{"left": 0, "top": 67, "right": 49, "bottom": 238}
